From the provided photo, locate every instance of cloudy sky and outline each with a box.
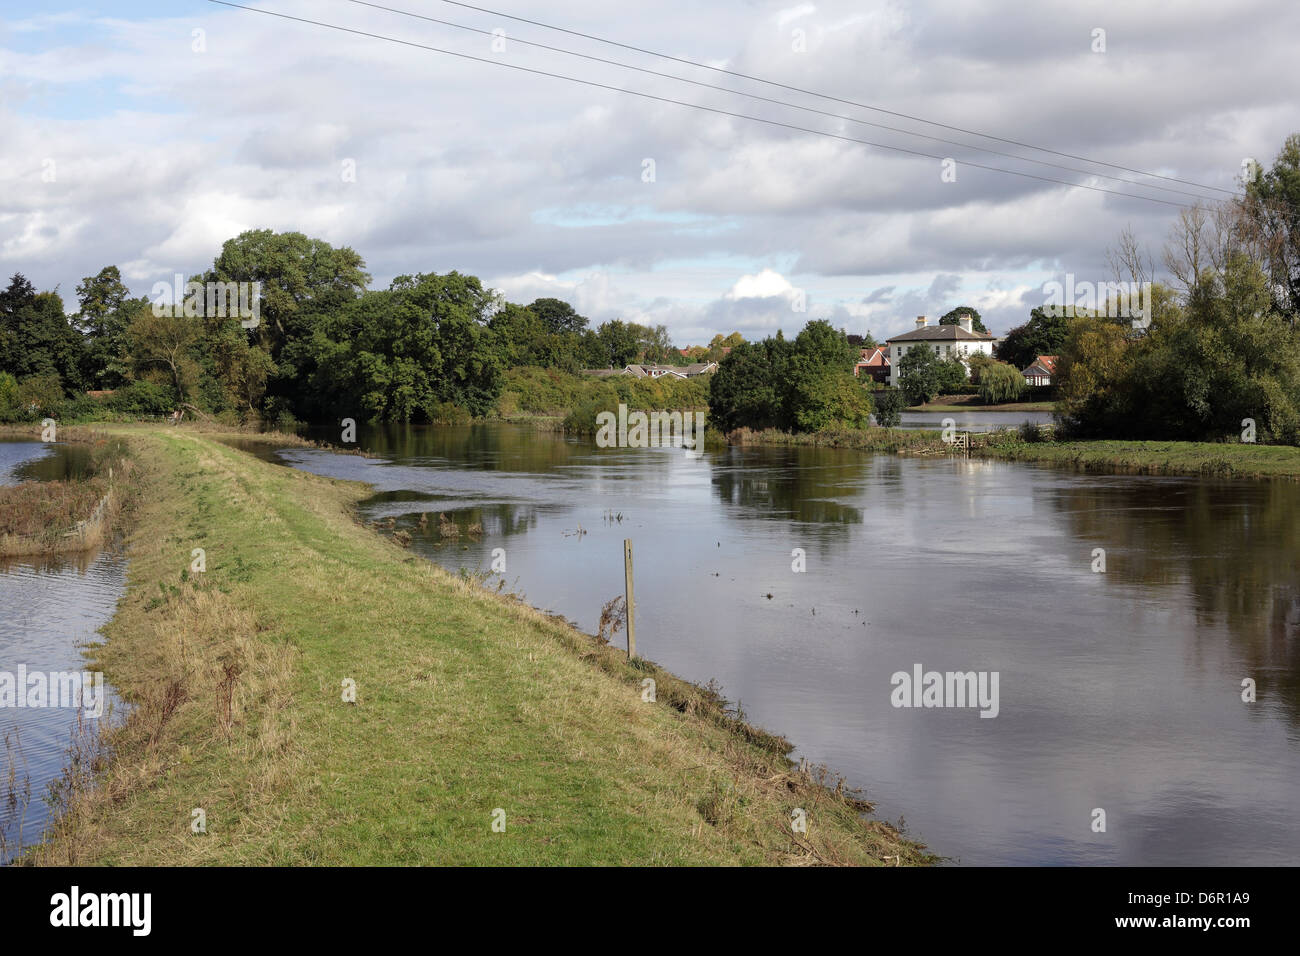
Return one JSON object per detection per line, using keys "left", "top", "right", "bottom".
{"left": 3, "top": 0, "right": 1296, "bottom": 343}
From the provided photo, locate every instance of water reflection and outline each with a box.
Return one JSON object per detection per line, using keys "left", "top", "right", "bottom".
{"left": 247, "top": 423, "right": 1300, "bottom": 865}
{"left": 1, "top": 440, "right": 95, "bottom": 487}
{"left": 1049, "top": 476, "right": 1300, "bottom": 726}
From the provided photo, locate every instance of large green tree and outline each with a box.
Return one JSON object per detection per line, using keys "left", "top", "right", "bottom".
{"left": 527, "top": 298, "right": 589, "bottom": 336}
{"left": 708, "top": 320, "right": 869, "bottom": 432}
{"left": 996, "top": 306, "right": 1071, "bottom": 371}
{"left": 0, "top": 274, "right": 83, "bottom": 389}
{"left": 75, "top": 265, "right": 149, "bottom": 389}
{"left": 594, "top": 319, "right": 640, "bottom": 368}
{"left": 308, "top": 271, "right": 504, "bottom": 421}
{"left": 203, "top": 230, "right": 370, "bottom": 399}
{"left": 1242, "top": 133, "right": 1300, "bottom": 321}
{"left": 977, "top": 362, "right": 1027, "bottom": 404}
{"left": 707, "top": 337, "right": 792, "bottom": 432}
{"left": 896, "top": 345, "right": 963, "bottom": 405}
{"left": 939, "top": 306, "right": 988, "bottom": 334}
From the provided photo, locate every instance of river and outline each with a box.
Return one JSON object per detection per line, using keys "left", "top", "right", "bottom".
{"left": 242, "top": 423, "right": 1299, "bottom": 865}
{"left": 0, "top": 441, "right": 126, "bottom": 863}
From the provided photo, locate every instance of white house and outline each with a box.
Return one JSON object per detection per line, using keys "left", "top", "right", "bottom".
{"left": 885, "top": 314, "right": 999, "bottom": 388}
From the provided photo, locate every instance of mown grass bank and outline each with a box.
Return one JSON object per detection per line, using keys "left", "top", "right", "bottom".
{"left": 972, "top": 434, "right": 1300, "bottom": 480}
{"left": 29, "top": 425, "right": 931, "bottom": 866}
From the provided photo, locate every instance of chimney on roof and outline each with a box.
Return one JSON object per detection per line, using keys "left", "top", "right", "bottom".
{"left": 915, "top": 315, "right": 928, "bottom": 328}
{"left": 958, "top": 314, "right": 973, "bottom": 332}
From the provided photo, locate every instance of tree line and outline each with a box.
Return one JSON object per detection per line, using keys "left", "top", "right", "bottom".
{"left": 1054, "top": 134, "right": 1300, "bottom": 443}
{"left": 0, "top": 229, "right": 747, "bottom": 425}
{"left": 4, "top": 132, "right": 1296, "bottom": 442}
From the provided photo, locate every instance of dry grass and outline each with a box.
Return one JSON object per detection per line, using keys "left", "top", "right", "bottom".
{"left": 0, "top": 479, "right": 106, "bottom": 537}
{"left": 0, "top": 431, "right": 130, "bottom": 555}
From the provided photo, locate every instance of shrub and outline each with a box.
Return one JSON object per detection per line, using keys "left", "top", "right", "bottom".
{"left": 428, "top": 402, "right": 471, "bottom": 425}
{"left": 0, "top": 372, "right": 22, "bottom": 421}
{"left": 562, "top": 398, "right": 607, "bottom": 435}
{"left": 1018, "top": 420, "right": 1046, "bottom": 442}
{"left": 872, "top": 388, "right": 906, "bottom": 427}
{"left": 18, "top": 373, "right": 64, "bottom": 417}
{"left": 108, "top": 380, "right": 176, "bottom": 417}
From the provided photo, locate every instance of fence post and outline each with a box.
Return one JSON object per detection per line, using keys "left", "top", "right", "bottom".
{"left": 623, "top": 538, "right": 636, "bottom": 659}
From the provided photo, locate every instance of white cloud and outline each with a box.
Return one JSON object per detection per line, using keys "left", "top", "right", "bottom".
{"left": 1, "top": 0, "right": 1296, "bottom": 341}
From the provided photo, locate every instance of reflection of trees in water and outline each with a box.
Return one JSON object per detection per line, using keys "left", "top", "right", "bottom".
{"left": 1052, "top": 479, "right": 1300, "bottom": 724}
{"left": 14, "top": 444, "right": 93, "bottom": 482}
{"left": 351, "top": 423, "right": 584, "bottom": 472}
{"left": 710, "top": 445, "right": 873, "bottom": 526}
{"left": 708, "top": 445, "right": 870, "bottom": 569}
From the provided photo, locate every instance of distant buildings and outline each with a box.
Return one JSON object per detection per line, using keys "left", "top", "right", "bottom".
{"left": 581, "top": 362, "right": 718, "bottom": 380}
{"left": 853, "top": 347, "right": 890, "bottom": 384}
{"left": 884, "top": 314, "right": 999, "bottom": 388}
{"left": 1021, "top": 355, "right": 1057, "bottom": 387}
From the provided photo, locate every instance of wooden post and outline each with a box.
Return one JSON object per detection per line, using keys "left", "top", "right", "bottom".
{"left": 623, "top": 538, "right": 636, "bottom": 659}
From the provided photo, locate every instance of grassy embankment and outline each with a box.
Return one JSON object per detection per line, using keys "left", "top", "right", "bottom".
{"left": 727, "top": 424, "right": 950, "bottom": 455}
{"left": 973, "top": 433, "right": 1300, "bottom": 479}
{"left": 722, "top": 421, "right": 1300, "bottom": 479}
{"left": 29, "top": 424, "right": 931, "bottom": 866}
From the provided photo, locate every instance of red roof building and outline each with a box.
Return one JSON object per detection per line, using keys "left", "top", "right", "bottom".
{"left": 854, "top": 347, "right": 891, "bottom": 383}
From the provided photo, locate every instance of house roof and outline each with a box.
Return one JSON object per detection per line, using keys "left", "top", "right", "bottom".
{"left": 1022, "top": 355, "right": 1058, "bottom": 375}
{"left": 856, "top": 347, "right": 889, "bottom": 367}
{"left": 625, "top": 363, "right": 715, "bottom": 378}
{"left": 886, "top": 324, "right": 995, "bottom": 343}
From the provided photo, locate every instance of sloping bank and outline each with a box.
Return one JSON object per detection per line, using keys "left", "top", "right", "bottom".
{"left": 30, "top": 425, "right": 931, "bottom": 866}
{"left": 724, "top": 424, "right": 1300, "bottom": 480}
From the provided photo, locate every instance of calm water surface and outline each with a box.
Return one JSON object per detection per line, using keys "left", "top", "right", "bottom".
{"left": 250, "top": 424, "right": 1299, "bottom": 865}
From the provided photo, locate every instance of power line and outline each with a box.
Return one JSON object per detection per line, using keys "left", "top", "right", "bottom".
{"left": 206, "top": 0, "right": 1201, "bottom": 208}
{"left": 436, "top": 0, "right": 1239, "bottom": 197}
{"left": 341, "top": 0, "right": 1225, "bottom": 203}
